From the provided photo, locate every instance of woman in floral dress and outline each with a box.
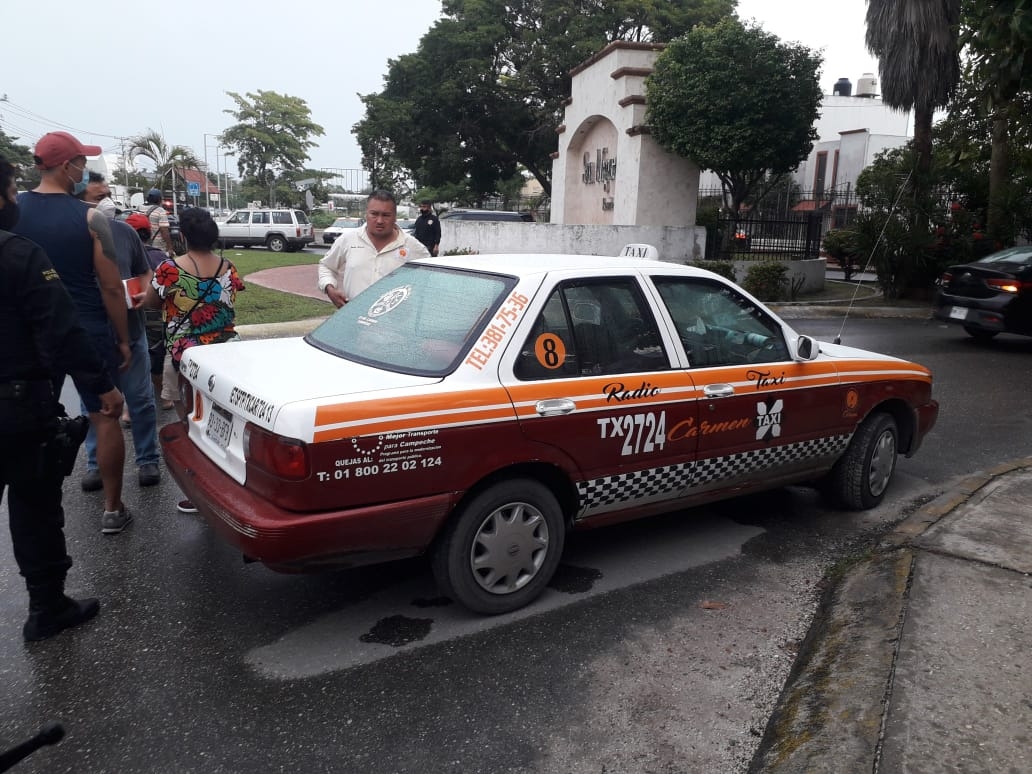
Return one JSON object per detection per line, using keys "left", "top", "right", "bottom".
{"left": 145, "top": 207, "right": 244, "bottom": 513}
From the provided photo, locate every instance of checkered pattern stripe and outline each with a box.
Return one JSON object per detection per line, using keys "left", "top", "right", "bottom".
{"left": 576, "top": 434, "right": 853, "bottom": 514}
{"left": 691, "top": 434, "right": 852, "bottom": 487}
{"left": 577, "top": 463, "right": 692, "bottom": 510}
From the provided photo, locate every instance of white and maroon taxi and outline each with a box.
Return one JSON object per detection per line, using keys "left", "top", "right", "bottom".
{"left": 160, "top": 247, "right": 938, "bottom": 614}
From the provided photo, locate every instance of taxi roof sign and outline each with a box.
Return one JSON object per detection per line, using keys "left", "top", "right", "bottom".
{"left": 619, "top": 243, "right": 660, "bottom": 260}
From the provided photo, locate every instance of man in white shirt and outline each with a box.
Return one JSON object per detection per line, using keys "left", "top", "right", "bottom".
{"left": 317, "top": 190, "right": 430, "bottom": 308}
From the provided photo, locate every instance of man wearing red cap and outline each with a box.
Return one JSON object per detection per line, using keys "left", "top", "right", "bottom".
{"left": 12, "top": 131, "right": 133, "bottom": 533}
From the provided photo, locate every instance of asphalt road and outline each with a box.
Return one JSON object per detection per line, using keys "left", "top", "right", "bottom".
{"left": 0, "top": 316, "right": 1026, "bottom": 773}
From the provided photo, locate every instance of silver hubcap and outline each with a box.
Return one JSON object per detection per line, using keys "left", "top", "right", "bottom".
{"left": 868, "top": 428, "right": 896, "bottom": 497}
{"left": 470, "top": 502, "right": 549, "bottom": 595}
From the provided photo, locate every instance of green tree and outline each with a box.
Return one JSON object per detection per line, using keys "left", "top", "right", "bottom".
{"left": 355, "top": 0, "right": 735, "bottom": 202}
{"left": 958, "top": 0, "right": 1032, "bottom": 242}
{"left": 865, "top": 0, "right": 961, "bottom": 211}
{"left": 0, "top": 127, "right": 33, "bottom": 169}
{"left": 221, "top": 90, "right": 325, "bottom": 202}
{"left": 0, "top": 127, "right": 37, "bottom": 187}
{"left": 127, "top": 129, "right": 202, "bottom": 195}
{"left": 645, "top": 18, "right": 823, "bottom": 215}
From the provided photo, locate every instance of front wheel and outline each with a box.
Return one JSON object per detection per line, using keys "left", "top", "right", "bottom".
{"left": 266, "top": 235, "right": 286, "bottom": 252}
{"left": 432, "top": 479, "right": 565, "bottom": 615}
{"left": 822, "top": 412, "right": 898, "bottom": 510}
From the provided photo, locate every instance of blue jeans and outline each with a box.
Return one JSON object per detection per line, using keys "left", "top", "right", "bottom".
{"left": 82, "top": 331, "right": 159, "bottom": 470}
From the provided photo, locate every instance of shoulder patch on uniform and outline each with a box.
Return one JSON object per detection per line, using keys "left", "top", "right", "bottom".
{"left": 42, "top": 268, "right": 60, "bottom": 281}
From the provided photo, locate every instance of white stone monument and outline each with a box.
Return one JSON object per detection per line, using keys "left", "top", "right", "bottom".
{"left": 550, "top": 42, "right": 700, "bottom": 229}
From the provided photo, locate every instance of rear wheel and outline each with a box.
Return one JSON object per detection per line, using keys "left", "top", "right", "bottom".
{"left": 963, "top": 325, "right": 998, "bottom": 342}
{"left": 432, "top": 479, "right": 564, "bottom": 615}
{"left": 266, "top": 235, "right": 286, "bottom": 252}
{"left": 822, "top": 412, "right": 898, "bottom": 510}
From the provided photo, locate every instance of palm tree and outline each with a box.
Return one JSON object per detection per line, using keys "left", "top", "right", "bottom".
{"left": 866, "top": 0, "right": 961, "bottom": 184}
{"left": 127, "top": 129, "right": 202, "bottom": 201}
{"left": 865, "top": 0, "right": 961, "bottom": 294}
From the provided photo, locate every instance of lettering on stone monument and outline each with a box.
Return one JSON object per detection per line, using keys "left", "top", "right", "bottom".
{"left": 582, "top": 147, "right": 617, "bottom": 193}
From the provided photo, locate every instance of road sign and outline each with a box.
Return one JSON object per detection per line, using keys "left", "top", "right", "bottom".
{"left": 187, "top": 181, "right": 200, "bottom": 197}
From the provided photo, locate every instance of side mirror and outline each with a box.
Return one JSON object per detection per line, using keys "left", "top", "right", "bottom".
{"left": 795, "top": 335, "right": 819, "bottom": 361}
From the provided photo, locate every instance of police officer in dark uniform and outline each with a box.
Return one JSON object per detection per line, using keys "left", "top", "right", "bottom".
{"left": 0, "top": 157, "right": 124, "bottom": 642}
{"left": 413, "top": 200, "right": 441, "bottom": 257}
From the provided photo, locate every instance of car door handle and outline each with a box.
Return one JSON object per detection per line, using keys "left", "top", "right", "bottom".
{"left": 703, "top": 383, "right": 735, "bottom": 398}
{"left": 536, "top": 399, "right": 576, "bottom": 416}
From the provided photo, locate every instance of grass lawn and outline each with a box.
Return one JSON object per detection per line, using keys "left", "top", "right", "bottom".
{"left": 217, "top": 248, "right": 330, "bottom": 326}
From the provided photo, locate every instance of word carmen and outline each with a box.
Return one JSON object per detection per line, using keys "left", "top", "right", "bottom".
{"left": 667, "top": 416, "right": 751, "bottom": 441}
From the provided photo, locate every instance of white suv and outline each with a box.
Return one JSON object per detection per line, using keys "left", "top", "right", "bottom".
{"left": 217, "top": 208, "right": 314, "bottom": 252}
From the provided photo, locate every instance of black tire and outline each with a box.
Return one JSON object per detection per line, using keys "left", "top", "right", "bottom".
{"left": 963, "top": 325, "right": 998, "bottom": 342}
{"left": 432, "top": 479, "right": 565, "bottom": 615}
{"left": 822, "top": 412, "right": 898, "bottom": 510}
{"left": 266, "top": 235, "right": 286, "bottom": 252}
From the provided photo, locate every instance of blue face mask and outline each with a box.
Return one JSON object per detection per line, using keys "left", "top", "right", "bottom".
{"left": 69, "top": 163, "right": 89, "bottom": 196}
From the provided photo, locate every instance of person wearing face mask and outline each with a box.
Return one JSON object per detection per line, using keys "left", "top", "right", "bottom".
{"left": 86, "top": 171, "right": 119, "bottom": 218}
{"left": 0, "top": 156, "right": 124, "bottom": 641}
{"left": 78, "top": 175, "right": 161, "bottom": 502}
{"left": 12, "top": 131, "right": 133, "bottom": 534}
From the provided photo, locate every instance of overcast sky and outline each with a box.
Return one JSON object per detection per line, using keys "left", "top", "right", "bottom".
{"left": 2, "top": 0, "right": 878, "bottom": 178}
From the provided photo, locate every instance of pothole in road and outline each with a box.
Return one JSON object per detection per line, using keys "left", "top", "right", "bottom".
{"left": 548, "top": 564, "right": 603, "bottom": 594}
{"left": 359, "top": 615, "right": 434, "bottom": 647}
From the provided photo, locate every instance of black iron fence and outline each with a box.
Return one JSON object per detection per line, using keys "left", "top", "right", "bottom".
{"left": 706, "top": 211, "right": 826, "bottom": 261}
{"left": 699, "top": 186, "right": 863, "bottom": 261}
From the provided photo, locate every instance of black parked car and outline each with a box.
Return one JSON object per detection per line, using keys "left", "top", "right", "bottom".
{"left": 933, "top": 246, "right": 1032, "bottom": 341}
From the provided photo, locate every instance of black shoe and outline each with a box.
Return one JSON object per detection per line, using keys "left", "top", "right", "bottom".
{"left": 138, "top": 463, "right": 160, "bottom": 487}
{"left": 80, "top": 469, "right": 102, "bottom": 492}
{"left": 23, "top": 596, "right": 100, "bottom": 642}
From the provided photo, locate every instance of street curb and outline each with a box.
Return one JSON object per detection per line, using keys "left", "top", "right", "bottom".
{"left": 749, "top": 458, "right": 1032, "bottom": 773}
{"left": 770, "top": 305, "right": 933, "bottom": 320}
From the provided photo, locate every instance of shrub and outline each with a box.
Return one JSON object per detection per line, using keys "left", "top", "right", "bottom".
{"left": 741, "top": 262, "right": 788, "bottom": 301}
{"left": 309, "top": 211, "right": 338, "bottom": 228}
{"left": 695, "top": 260, "right": 737, "bottom": 283}
{"left": 822, "top": 228, "right": 860, "bottom": 280}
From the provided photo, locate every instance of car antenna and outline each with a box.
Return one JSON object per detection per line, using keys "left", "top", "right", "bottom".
{"left": 832, "top": 171, "right": 912, "bottom": 345}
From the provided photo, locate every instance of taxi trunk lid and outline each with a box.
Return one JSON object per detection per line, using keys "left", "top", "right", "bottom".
{"left": 179, "top": 337, "right": 442, "bottom": 482}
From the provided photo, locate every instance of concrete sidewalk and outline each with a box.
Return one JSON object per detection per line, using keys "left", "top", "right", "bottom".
{"left": 752, "top": 459, "right": 1032, "bottom": 773}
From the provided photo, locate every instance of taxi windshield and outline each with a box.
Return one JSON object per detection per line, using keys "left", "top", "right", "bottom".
{"left": 306, "top": 264, "right": 517, "bottom": 376}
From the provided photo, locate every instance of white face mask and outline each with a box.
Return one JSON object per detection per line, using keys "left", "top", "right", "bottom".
{"left": 96, "top": 197, "right": 117, "bottom": 218}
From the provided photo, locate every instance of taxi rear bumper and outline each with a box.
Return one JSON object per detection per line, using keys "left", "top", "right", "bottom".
{"left": 159, "top": 421, "right": 456, "bottom": 571}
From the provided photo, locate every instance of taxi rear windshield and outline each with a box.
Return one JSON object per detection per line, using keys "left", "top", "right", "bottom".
{"left": 307, "top": 264, "right": 516, "bottom": 376}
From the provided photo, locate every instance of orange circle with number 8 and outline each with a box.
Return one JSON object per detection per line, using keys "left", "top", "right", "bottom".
{"left": 534, "top": 333, "right": 566, "bottom": 370}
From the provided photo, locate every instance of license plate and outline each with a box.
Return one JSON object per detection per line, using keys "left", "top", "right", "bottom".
{"left": 949, "top": 306, "right": 969, "bottom": 320}
{"left": 206, "top": 403, "right": 233, "bottom": 449}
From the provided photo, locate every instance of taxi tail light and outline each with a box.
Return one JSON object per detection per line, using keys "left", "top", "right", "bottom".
{"left": 243, "top": 422, "right": 310, "bottom": 481}
{"left": 178, "top": 375, "right": 194, "bottom": 415}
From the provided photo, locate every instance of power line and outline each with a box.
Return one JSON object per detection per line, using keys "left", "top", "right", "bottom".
{"left": 1, "top": 97, "right": 128, "bottom": 142}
